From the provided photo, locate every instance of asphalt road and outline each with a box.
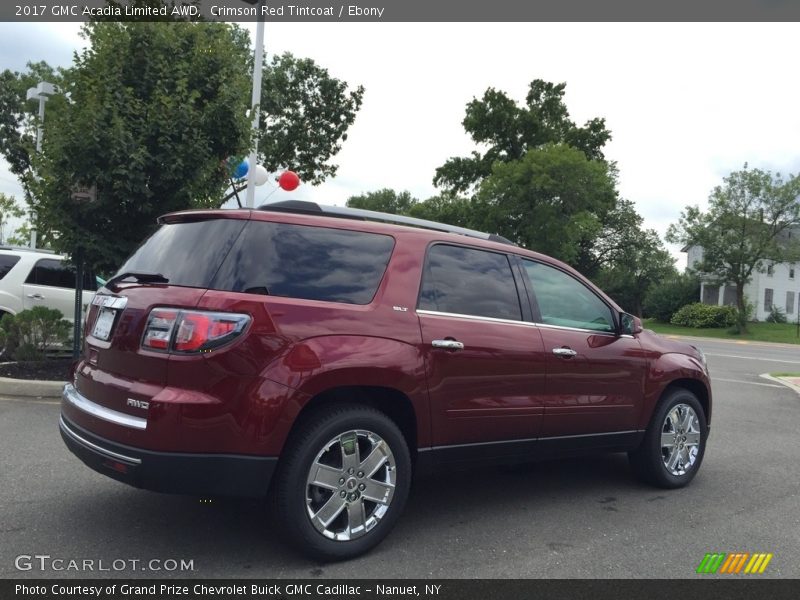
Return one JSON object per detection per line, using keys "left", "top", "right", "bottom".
{"left": 1, "top": 337, "right": 798, "bottom": 579}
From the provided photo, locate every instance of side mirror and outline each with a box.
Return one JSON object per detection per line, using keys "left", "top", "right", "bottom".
{"left": 619, "top": 312, "right": 643, "bottom": 335}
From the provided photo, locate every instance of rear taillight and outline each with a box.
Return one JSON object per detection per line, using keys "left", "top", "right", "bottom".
{"left": 142, "top": 308, "right": 250, "bottom": 354}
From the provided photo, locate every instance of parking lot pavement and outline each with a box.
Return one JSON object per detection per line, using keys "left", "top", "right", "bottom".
{"left": 1, "top": 345, "right": 798, "bottom": 579}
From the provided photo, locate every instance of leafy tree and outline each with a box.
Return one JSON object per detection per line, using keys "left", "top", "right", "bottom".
{"left": 407, "top": 194, "right": 473, "bottom": 228}
{"left": 258, "top": 53, "right": 364, "bottom": 185}
{"left": 346, "top": 189, "right": 474, "bottom": 229}
{"left": 0, "top": 193, "right": 25, "bottom": 244}
{"left": 594, "top": 229, "right": 676, "bottom": 317}
{"left": 28, "top": 22, "right": 252, "bottom": 271}
{"left": 667, "top": 165, "right": 800, "bottom": 331}
{"left": 643, "top": 273, "right": 700, "bottom": 322}
{"left": 472, "top": 144, "right": 617, "bottom": 267}
{"left": 347, "top": 189, "right": 417, "bottom": 214}
{"left": 434, "top": 80, "right": 611, "bottom": 193}
{"left": 9, "top": 22, "right": 363, "bottom": 273}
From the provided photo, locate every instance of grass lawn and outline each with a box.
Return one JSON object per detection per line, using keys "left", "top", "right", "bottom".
{"left": 643, "top": 319, "right": 800, "bottom": 345}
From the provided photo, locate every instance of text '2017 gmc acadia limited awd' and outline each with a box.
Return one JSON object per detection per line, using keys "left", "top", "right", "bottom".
{"left": 60, "top": 201, "right": 711, "bottom": 560}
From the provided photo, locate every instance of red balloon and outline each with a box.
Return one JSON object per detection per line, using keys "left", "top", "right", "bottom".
{"left": 278, "top": 170, "right": 300, "bottom": 191}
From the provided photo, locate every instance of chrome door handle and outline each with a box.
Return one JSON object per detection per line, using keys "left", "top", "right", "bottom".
{"left": 552, "top": 347, "right": 577, "bottom": 357}
{"left": 26, "top": 293, "right": 44, "bottom": 300}
{"left": 432, "top": 339, "right": 465, "bottom": 351}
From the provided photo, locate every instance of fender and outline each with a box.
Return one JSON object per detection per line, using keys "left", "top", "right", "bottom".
{"left": 639, "top": 350, "right": 712, "bottom": 430}
{"left": 260, "top": 335, "right": 431, "bottom": 452}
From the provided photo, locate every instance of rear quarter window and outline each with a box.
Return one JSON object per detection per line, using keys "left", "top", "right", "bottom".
{"left": 0, "top": 254, "right": 21, "bottom": 280}
{"left": 211, "top": 221, "right": 395, "bottom": 305}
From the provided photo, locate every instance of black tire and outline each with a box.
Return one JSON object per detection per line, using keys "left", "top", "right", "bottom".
{"left": 629, "top": 387, "right": 708, "bottom": 489}
{"left": 271, "top": 403, "right": 411, "bottom": 561}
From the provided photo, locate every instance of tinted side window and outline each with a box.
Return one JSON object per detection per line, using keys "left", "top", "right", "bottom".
{"left": 0, "top": 254, "right": 20, "bottom": 280}
{"left": 418, "top": 245, "right": 522, "bottom": 321}
{"left": 212, "top": 221, "right": 395, "bottom": 305}
{"left": 24, "top": 258, "right": 96, "bottom": 290}
{"left": 523, "top": 260, "right": 614, "bottom": 332}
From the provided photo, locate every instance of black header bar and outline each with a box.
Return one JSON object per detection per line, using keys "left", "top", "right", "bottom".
{"left": 3, "top": 0, "right": 800, "bottom": 22}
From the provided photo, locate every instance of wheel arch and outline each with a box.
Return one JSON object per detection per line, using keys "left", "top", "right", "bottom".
{"left": 663, "top": 378, "right": 711, "bottom": 426}
{"left": 292, "top": 385, "right": 419, "bottom": 461}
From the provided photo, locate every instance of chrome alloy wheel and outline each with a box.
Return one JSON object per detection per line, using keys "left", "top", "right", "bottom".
{"left": 661, "top": 403, "right": 702, "bottom": 476}
{"left": 305, "top": 430, "right": 396, "bottom": 541}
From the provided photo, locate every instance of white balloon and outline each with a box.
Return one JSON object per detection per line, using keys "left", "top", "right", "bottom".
{"left": 252, "top": 164, "right": 269, "bottom": 186}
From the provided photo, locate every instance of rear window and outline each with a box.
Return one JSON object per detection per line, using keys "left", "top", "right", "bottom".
{"left": 211, "top": 221, "right": 395, "bottom": 304}
{"left": 0, "top": 254, "right": 20, "bottom": 280}
{"left": 117, "top": 219, "right": 247, "bottom": 288}
{"left": 118, "top": 219, "right": 395, "bottom": 305}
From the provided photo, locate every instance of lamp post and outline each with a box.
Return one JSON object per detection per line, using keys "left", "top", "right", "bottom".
{"left": 242, "top": 0, "right": 266, "bottom": 208}
{"left": 25, "top": 81, "right": 56, "bottom": 249}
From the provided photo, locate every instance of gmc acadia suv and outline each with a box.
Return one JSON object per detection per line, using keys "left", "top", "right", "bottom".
{"left": 60, "top": 201, "right": 711, "bottom": 560}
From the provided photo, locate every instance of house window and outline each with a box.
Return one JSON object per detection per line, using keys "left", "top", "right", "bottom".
{"left": 764, "top": 288, "right": 774, "bottom": 310}
{"left": 787, "top": 291, "right": 795, "bottom": 315}
{"left": 790, "top": 268, "right": 795, "bottom": 280}
{"left": 767, "top": 264, "right": 774, "bottom": 277}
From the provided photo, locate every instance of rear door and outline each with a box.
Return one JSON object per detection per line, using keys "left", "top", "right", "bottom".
{"left": 417, "top": 244, "right": 547, "bottom": 460}
{"left": 519, "top": 259, "right": 647, "bottom": 444}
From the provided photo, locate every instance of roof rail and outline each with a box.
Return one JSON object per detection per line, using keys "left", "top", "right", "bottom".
{"left": 0, "top": 245, "right": 56, "bottom": 254}
{"left": 257, "top": 200, "right": 516, "bottom": 246}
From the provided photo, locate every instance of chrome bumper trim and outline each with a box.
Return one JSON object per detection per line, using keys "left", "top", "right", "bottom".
{"left": 59, "top": 416, "right": 141, "bottom": 465}
{"left": 62, "top": 383, "right": 147, "bottom": 430}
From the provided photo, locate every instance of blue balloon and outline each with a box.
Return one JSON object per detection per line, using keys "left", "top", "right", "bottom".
{"left": 232, "top": 159, "right": 249, "bottom": 179}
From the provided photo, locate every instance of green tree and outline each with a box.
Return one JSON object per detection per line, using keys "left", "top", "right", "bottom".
{"left": 594, "top": 229, "right": 676, "bottom": 317}
{"left": 0, "top": 193, "right": 25, "bottom": 244}
{"left": 10, "top": 22, "right": 363, "bottom": 272}
{"left": 406, "top": 194, "right": 474, "bottom": 228}
{"left": 257, "top": 53, "right": 363, "bottom": 185}
{"left": 346, "top": 189, "right": 474, "bottom": 229}
{"left": 28, "top": 22, "right": 252, "bottom": 271}
{"left": 643, "top": 273, "right": 700, "bottom": 322}
{"left": 434, "top": 80, "right": 611, "bottom": 193}
{"left": 346, "top": 189, "right": 417, "bottom": 214}
{"left": 666, "top": 165, "right": 800, "bottom": 331}
{"left": 472, "top": 144, "right": 618, "bottom": 267}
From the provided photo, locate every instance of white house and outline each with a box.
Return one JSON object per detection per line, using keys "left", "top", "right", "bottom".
{"left": 684, "top": 244, "right": 800, "bottom": 322}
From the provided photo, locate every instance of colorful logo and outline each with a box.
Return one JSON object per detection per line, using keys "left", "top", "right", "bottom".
{"left": 696, "top": 552, "right": 773, "bottom": 574}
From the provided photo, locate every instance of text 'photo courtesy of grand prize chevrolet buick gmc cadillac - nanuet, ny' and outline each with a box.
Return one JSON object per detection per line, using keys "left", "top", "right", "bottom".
{"left": 60, "top": 200, "right": 711, "bottom": 561}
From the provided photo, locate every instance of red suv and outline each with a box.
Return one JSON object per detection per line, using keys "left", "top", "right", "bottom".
{"left": 60, "top": 201, "right": 711, "bottom": 560}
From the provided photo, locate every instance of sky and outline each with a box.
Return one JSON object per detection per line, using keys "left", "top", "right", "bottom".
{"left": 1, "top": 21, "right": 799, "bottom": 267}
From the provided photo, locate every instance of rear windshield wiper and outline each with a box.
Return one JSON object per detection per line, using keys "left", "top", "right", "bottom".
{"left": 105, "top": 271, "right": 169, "bottom": 289}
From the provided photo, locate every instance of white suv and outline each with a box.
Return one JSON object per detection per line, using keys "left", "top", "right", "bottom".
{"left": 0, "top": 247, "right": 97, "bottom": 323}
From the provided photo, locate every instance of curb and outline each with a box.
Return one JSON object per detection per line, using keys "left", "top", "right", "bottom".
{"left": 0, "top": 376, "right": 66, "bottom": 399}
{"left": 759, "top": 373, "right": 800, "bottom": 395}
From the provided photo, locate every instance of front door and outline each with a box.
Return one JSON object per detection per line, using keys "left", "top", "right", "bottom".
{"left": 520, "top": 259, "right": 647, "bottom": 444}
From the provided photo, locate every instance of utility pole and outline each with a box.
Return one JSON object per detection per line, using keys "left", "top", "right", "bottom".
{"left": 25, "top": 81, "right": 56, "bottom": 249}
{"left": 244, "top": 0, "right": 266, "bottom": 208}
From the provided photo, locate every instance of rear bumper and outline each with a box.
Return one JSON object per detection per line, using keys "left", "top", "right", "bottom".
{"left": 59, "top": 414, "right": 277, "bottom": 498}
